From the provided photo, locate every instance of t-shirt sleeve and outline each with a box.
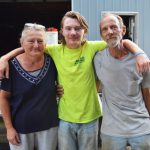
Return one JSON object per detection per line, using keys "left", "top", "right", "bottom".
{"left": 97, "top": 41, "right": 107, "bottom": 51}
{"left": 1, "top": 78, "right": 11, "bottom": 92}
{"left": 44, "top": 44, "right": 55, "bottom": 56}
{"left": 88, "top": 41, "right": 107, "bottom": 57}
{"left": 91, "top": 41, "right": 107, "bottom": 52}
{"left": 142, "top": 71, "right": 150, "bottom": 88}
{"left": 93, "top": 52, "right": 103, "bottom": 81}
{"left": 44, "top": 44, "right": 60, "bottom": 59}
{"left": 1, "top": 62, "right": 13, "bottom": 93}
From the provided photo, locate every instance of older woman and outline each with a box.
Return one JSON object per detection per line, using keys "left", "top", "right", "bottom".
{"left": 0, "top": 23, "right": 59, "bottom": 150}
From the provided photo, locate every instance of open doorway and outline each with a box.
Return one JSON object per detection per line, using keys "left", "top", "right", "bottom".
{"left": 120, "top": 15, "right": 136, "bottom": 42}
{"left": 0, "top": 2, "right": 71, "bottom": 56}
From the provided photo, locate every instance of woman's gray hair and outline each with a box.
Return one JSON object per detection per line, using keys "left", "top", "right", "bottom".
{"left": 20, "top": 23, "right": 47, "bottom": 44}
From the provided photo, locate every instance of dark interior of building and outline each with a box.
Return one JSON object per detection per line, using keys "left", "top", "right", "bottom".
{"left": 0, "top": 2, "right": 71, "bottom": 56}
{"left": 121, "top": 15, "right": 133, "bottom": 41}
{"left": 0, "top": 2, "right": 71, "bottom": 149}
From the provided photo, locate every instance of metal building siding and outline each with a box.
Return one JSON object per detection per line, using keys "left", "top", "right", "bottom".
{"left": 72, "top": 0, "right": 150, "bottom": 56}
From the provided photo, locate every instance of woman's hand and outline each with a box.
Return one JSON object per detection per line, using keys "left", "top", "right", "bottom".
{"left": 7, "top": 127, "right": 20, "bottom": 145}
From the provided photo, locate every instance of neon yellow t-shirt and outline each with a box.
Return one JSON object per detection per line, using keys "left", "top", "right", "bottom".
{"left": 45, "top": 41, "right": 107, "bottom": 123}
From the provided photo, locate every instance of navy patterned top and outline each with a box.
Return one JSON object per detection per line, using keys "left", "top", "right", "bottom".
{"left": 1, "top": 54, "right": 59, "bottom": 134}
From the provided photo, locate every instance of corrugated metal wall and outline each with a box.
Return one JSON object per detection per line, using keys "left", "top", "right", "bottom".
{"left": 72, "top": 0, "right": 150, "bottom": 56}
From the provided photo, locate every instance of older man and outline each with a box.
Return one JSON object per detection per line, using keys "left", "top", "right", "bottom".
{"left": 94, "top": 13, "right": 150, "bottom": 150}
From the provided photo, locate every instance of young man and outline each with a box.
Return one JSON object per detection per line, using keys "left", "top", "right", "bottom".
{"left": 0, "top": 11, "right": 150, "bottom": 150}
{"left": 94, "top": 13, "right": 150, "bottom": 150}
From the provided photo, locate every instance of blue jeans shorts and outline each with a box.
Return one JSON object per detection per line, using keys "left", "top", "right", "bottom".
{"left": 101, "top": 133, "right": 150, "bottom": 150}
{"left": 58, "top": 119, "right": 99, "bottom": 150}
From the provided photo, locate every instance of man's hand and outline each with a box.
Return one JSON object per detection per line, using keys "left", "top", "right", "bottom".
{"left": 0, "top": 57, "right": 9, "bottom": 79}
{"left": 56, "top": 84, "right": 64, "bottom": 97}
{"left": 7, "top": 127, "right": 20, "bottom": 145}
{"left": 135, "top": 54, "right": 150, "bottom": 73}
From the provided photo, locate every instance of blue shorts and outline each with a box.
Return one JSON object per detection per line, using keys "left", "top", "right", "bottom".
{"left": 101, "top": 133, "right": 150, "bottom": 150}
{"left": 58, "top": 119, "right": 99, "bottom": 150}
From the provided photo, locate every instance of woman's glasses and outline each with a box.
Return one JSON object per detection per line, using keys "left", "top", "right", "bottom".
{"left": 24, "top": 23, "right": 45, "bottom": 30}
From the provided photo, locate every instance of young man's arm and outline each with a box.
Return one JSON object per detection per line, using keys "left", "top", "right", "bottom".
{"left": 142, "top": 88, "right": 150, "bottom": 115}
{"left": 123, "top": 39, "right": 150, "bottom": 73}
{"left": 0, "top": 90, "right": 20, "bottom": 145}
{"left": 0, "top": 47, "right": 24, "bottom": 78}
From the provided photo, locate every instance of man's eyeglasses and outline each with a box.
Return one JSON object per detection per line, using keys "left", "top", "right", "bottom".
{"left": 24, "top": 23, "right": 45, "bottom": 30}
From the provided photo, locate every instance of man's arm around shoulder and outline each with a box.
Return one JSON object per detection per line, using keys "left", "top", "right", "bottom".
{"left": 0, "top": 47, "right": 24, "bottom": 78}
